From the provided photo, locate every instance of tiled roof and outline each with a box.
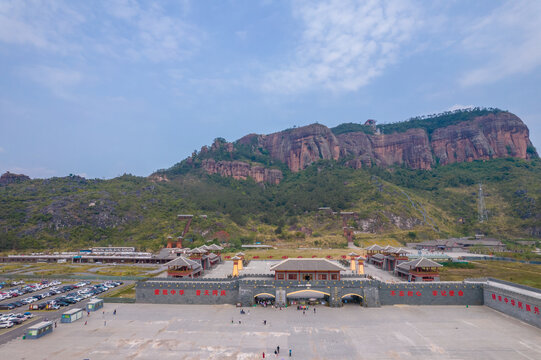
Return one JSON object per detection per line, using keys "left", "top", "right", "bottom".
{"left": 165, "top": 256, "right": 202, "bottom": 270}
{"left": 396, "top": 257, "right": 442, "bottom": 270}
{"left": 270, "top": 258, "right": 346, "bottom": 272}
{"left": 372, "top": 253, "right": 385, "bottom": 260}
{"left": 365, "top": 244, "right": 383, "bottom": 251}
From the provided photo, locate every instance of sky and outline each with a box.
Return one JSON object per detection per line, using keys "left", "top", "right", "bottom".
{"left": 1, "top": 0, "right": 541, "bottom": 179}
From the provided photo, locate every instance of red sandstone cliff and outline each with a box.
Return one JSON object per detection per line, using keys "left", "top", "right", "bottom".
{"left": 431, "top": 112, "right": 533, "bottom": 165}
{"left": 337, "top": 128, "right": 434, "bottom": 169}
{"left": 201, "top": 159, "right": 283, "bottom": 185}
{"left": 196, "top": 111, "right": 536, "bottom": 183}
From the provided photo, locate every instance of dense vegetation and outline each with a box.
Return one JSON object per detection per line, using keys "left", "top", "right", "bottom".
{"left": 331, "top": 123, "right": 376, "bottom": 135}
{"left": 331, "top": 108, "right": 504, "bottom": 136}
{"left": 1, "top": 156, "right": 540, "bottom": 252}
{"left": 377, "top": 107, "right": 503, "bottom": 135}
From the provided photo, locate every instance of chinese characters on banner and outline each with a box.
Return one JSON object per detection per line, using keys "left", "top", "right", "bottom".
{"left": 154, "top": 289, "right": 227, "bottom": 296}
{"left": 490, "top": 293, "right": 539, "bottom": 315}
{"left": 390, "top": 290, "right": 464, "bottom": 297}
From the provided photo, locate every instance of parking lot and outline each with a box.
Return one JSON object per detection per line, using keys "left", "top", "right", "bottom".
{"left": 0, "top": 280, "right": 128, "bottom": 343}
{"left": 0, "top": 303, "right": 540, "bottom": 359}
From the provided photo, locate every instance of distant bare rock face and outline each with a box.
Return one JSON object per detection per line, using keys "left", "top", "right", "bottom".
{"left": 188, "top": 111, "right": 537, "bottom": 183}
{"left": 431, "top": 112, "right": 534, "bottom": 165}
{"left": 148, "top": 173, "right": 169, "bottom": 182}
{"left": 201, "top": 159, "right": 283, "bottom": 185}
{"left": 338, "top": 128, "right": 433, "bottom": 169}
{"left": 0, "top": 172, "right": 30, "bottom": 185}
{"left": 259, "top": 124, "right": 341, "bottom": 172}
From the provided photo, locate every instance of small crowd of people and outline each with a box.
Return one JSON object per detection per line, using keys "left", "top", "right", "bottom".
{"left": 262, "top": 345, "right": 292, "bottom": 358}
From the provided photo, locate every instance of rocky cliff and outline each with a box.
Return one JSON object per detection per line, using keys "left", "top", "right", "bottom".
{"left": 188, "top": 110, "right": 537, "bottom": 183}
{"left": 430, "top": 112, "right": 533, "bottom": 166}
{"left": 0, "top": 172, "right": 30, "bottom": 185}
{"left": 201, "top": 159, "right": 283, "bottom": 185}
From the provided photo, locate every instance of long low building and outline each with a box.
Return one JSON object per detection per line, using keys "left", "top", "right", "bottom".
{"left": 408, "top": 238, "right": 506, "bottom": 252}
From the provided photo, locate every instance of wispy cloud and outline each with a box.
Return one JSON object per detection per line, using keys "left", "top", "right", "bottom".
{"left": 0, "top": 0, "right": 85, "bottom": 54}
{"left": 460, "top": 1, "right": 541, "bottom": 86}
{"left": 262, "top": 0, "right": 421, "bottom": 93}
{"left": 104, "top": 0, "right": 202, "bottom": 62}
{"left": 448, "top": 104, "right": 474, "bottom": 112}
{"left": 0, "top": 146, "right": 5, "bottom": 153}
{"left": 21, "top": 66, "right": 83, "bottom": 99}
{"left": 0, "top": 0, "right": 202, "bottom": 62}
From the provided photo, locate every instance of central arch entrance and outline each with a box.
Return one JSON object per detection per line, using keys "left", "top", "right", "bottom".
{"left": 286, "top": 289, "right": 330, "bottom": 307}
{"left": 341, "top": 293, "right": 363, "bottom": 306}
{"left": 254, "top": 293, "right": 275, "bottom": 307}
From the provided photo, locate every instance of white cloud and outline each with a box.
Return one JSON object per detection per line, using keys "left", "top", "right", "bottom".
{"left": 21, "top": 66, "right": 83, "bottom": 99}
{"left": 262, "top": 0, "right": 421, "bottom": 93}
{"left": 460, "top": 1, "right": 541, "bottom": 86}
{"left": 0, "top": 0, "right": 85, "bottom": 55}
{"left": 0, "top": 0, "right": 202, "bottom": 62}
{"left": 448, "top": 104, "right": 474, "bottom": 112}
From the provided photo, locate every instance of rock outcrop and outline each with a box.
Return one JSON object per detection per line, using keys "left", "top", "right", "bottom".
{"left": 201, "top": 159, "right": 283, "bottom": 185}
{"left": 337, "top": 128, "right": 433, "bottom": 169}
{"left": 191, "top": 111, "right": 537, "bottom": 183}
{"left": 431, "top": 112, "right": 533, "bottom": 165}
{"left": 0, "top": 172, "right": 30, "bottom": 185}
{"left": 259, "top": 124, "right": 341, "bottom": 172}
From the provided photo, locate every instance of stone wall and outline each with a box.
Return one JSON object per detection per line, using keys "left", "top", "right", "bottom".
{"left": 135, "top": 277, "right": 540, "bottom": 329}
{"left": 378, "top": 282, "right": 484, "bottom": 306}
{"left": 136, "top": 280, "right": 239, "bottom": 305}
{"left": 483, "top": 279, "right": 541, "bottom": 328}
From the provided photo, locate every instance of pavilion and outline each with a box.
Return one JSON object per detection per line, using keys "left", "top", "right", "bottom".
{"left": 270, "top": 258, "right": 346, "bottom": 281}
{"left": 165, "top": 256, "right": 202, "bottom": 278}
{"left": 394, "top": 257, "right": 442, "bottom": 282}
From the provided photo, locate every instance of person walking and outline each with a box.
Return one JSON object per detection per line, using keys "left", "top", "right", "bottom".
{"left": 277, "top": 345, "right": 280, "bottom": 354}
{"left": 54, "top": 321, "right": 57, "bottom": 328}
{"left": 84, "top": 321, "right": 87, "bottom": 326}
{"left": 274, "top": 350, "right": 277, "bottom": 357}
{"left": 313, "top": 307, "right": 316, "bottom": 314}
{"left": 263, "top": 320, "right": 267, "bottom": 325}
{"left": 104, "top": 320, "right": 106, "bottom": 326}
{"left": 113, "top": 309, "right": 117, "bottom": 315}
{"left": 262, "top": 352, "right": 265, "bottom": 358}
{"left": 289, "top": 349, "right": 292, "bottom": 357}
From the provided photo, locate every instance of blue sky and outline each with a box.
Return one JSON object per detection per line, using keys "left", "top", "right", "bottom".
{"left": 1, "top": 0, "right": 540, "bottom": 179}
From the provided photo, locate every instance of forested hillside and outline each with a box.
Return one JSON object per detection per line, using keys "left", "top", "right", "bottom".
{"left": 1, "top": 157, "right": 540, "bottom": 252}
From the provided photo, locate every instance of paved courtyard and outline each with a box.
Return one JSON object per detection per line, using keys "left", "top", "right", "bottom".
{"left": 1, "top": 303, "right": 540, "bottom": 359}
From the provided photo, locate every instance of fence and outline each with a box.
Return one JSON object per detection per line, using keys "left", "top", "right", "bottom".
{"left": 102, "top": 297, "right": 136, "bottom": 304}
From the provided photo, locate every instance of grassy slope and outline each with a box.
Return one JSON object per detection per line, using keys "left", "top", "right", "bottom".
{"left": 0, "top": 158, "right": 539, "bottom": 252}
{"left": 440, "top": 261, "right": 541, "bottom": 289}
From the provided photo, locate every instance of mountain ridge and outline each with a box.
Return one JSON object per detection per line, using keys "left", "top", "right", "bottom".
{"left": 158, "top": 108, "right": 537, "bottom": 184}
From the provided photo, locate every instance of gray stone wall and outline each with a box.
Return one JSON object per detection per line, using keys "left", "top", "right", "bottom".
{"left": 484, "top": 282, "right": 541, "bottom": 328}
{"left": 136, "top": 280, "right": 238, "bottom": 305}
{"left": 378, "top": 282, "right": 484, "bottom": 306}
{"left": 134, "top": 278, "right": 540, "bottom": 329}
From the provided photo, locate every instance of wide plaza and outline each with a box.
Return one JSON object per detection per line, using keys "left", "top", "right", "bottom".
{"left": 1, "top": 303, "right": 540, "bottom": 359}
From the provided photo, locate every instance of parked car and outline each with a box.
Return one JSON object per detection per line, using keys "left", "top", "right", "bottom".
{"left": 0, "top": 321, "right": 14, "bottom": 329}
